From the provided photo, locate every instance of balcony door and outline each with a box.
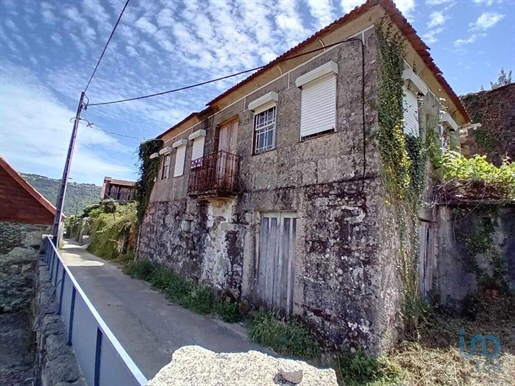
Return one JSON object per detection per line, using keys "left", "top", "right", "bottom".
{"left": 218, "top": 119, "right": 238, "bottom": 154}
{"left": 217, "top": 120, "right": 238, "bottom": 190}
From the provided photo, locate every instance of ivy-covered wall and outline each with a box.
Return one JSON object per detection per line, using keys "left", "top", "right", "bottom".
{"left": 460, "top": 83, "right": 515, "bottom": 166}
{"left": 436, "top": 203, "right": 515, "bottom": 310}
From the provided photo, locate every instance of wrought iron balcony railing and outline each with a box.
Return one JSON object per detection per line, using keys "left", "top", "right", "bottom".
{"left": 188, "top": 151, "right": 240, "bottom": 198}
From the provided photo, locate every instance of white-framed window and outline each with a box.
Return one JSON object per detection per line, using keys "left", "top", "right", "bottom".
{"left": 254, "top": 106, "right": 276, "bottom": 154}
{"left": 188, "top": 130, "right": 206, "bottom": 168}
{"left": 402, "top": 87, "right": 419, "bottom": 137}
{"left": 296, "top": 61, "right": 338, "bottom": 139}
{"left": 161, "top": 153, "right": 171, "bottom": 180}
{"left": 172, "top": 139, "right": 187, "bottom": 177}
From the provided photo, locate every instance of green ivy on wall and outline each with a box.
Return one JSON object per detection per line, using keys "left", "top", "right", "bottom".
{"left": 135, "top": 139, "right": 163, "bottom": 227}
{"left": 455, "top": 206, "right": 509, "bottom": 293}
{"left": 376, "top": 23, "right": 428, "bottom": 339}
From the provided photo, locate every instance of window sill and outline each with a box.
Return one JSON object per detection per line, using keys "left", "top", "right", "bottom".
{"left": 253, "top": 147, "right": 276, "bottom": 156}
{"left": 300, "top": 128, "right": 336, "bottom": 142}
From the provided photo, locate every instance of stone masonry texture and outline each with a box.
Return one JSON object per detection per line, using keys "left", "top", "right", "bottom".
{"left": 138, "top": 28, "right": 444, "bottom": 355}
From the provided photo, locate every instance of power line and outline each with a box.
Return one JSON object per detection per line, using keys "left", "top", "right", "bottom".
{"left": 88, "top": 37, "right": 363, "bottom": 107}
{"left": 84, "top": 0, "right": 130, "bottom": 93}
{"left": 74, "top": 118, "right": 148, "bottom": 140}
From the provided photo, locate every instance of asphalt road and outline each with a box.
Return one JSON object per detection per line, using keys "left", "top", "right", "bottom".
{"left": 60, "top": 240, "right": 267, "bottom": 381}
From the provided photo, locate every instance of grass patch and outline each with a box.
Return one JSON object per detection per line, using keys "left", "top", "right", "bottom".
{"left": 249, "top": 310, "right": 320, "bottom": 359}
{"left": 379, "top": 294, "right": 515, "bottom": 386}
{"left": 123, "top": 261, "right": 241, "bottom": 322}
{"left": 338, "top": 349, "right": 401, "bottom": 386}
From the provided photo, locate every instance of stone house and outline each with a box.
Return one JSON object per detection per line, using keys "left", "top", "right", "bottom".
{"left": 100, "top": 176, "right": 136, "bottom": 203}
{"left": 138, "top": 0, "right": 471, "bottom": 354}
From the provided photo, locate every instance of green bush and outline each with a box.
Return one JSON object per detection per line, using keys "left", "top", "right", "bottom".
{"left": 183, "top": 286, "right": 215, "bottom": 314}
{"left": 87, "top": 202, "right": 138, "bottom": 260}
{"left": 214, "top": 298, "right": 242, "bottom": 323}
{"left": 339, "top": 348, "right": 400, "bottom": 386}
{"left": 441, "top": 151, "right": 515, "bottom": 198}
{"left": 249, "top": 310, "right": 320, "bottom": 359}
{"left": 123, "top": 260, "right": 155, "bottom": 281}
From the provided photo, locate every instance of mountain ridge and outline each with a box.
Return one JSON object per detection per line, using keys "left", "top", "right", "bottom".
{"left": 21, "top": 173, "right": 101, "bottom": 216}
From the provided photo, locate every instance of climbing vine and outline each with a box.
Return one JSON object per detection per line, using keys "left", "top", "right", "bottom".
{"left": 376, "top": 23, "right": 428, "bottom": 338}
{"left": 425, "top": 116, "right": 443, "bottom": 170}
{"left": 135, "top": 139, "right": 163, "bottom": 227}
{"left": 455, "top": 206, "right": 509, "bottom": 293}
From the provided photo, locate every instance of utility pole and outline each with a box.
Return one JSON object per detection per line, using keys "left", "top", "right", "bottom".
{"left": 51, "top": 92, "right": 86, "bottom": 246}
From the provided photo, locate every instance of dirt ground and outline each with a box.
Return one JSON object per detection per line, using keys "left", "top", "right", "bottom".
{"left": 0, "top": 312, "right": 34, "bottom": 386}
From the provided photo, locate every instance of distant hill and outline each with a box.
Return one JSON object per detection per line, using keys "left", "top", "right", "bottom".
{"left": 21, "top": 173, "right": 101, "bottom": 216}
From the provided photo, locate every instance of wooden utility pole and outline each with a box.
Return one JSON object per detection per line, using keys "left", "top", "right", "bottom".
{"left": 51, "top": 92, "right": 86, "bottom": 245}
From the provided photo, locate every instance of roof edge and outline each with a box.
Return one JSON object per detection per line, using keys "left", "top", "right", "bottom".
{"left": 0, "top": 156, "right": 62, "bottom": 219}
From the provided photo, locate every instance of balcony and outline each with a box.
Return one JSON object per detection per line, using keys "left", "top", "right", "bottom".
{"left": 188, "top": 151, "right": 240, "bottom": 198}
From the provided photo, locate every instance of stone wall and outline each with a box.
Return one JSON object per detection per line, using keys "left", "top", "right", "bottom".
{"left": 33, "top": 262, "right": 86, "bottom": 386}
{"left": 435, "top": 203, "right": 515, "bottom": 311}
{"left": 0, "top": 221, "right": 51, "bottom": 255}
{"left": 138, "top": 27, "right": 448, "bottom": 355}
{"left": 0, "top": 223, "right": 50, "bottom": 384}
{"left": 0, "top": 221, "right": 84, "bottom": 385}
{"left": 460, "top": 83, "right": 515, "bottom": 165}
{"left": 139, "top": 29, "right": 405, "bottom": 355}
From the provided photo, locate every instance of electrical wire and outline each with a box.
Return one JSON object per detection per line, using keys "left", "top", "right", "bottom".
{"left": 84, "top": 0, "right": 130, "bottom": 93}
{"left": 88, "top": 37, "right": 361, "bottom": 107}
{"left": 71, "top": 117, "right": 152, "bottom": 140}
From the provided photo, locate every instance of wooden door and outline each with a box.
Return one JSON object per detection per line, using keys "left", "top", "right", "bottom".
{"left": 217, "top": 120, "right": 238, "bottom": 189}
{"left": 257, "top": 212, "right": 296, "bottom": 317}
{"left": 418, "top": 221, "right": 434, "bottom": 301}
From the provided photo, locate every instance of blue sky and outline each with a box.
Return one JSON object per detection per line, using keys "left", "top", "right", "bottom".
{"left": 0, "top": 0, "right": 513, "bottom": 184}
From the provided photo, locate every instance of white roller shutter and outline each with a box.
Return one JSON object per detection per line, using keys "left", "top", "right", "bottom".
{"left": 300, "top": 74, "right": 337, "bottom": 138}
{"left": 403, "top": 88, "right": 419, "bottom": 137}
{"left": 173, "top": 145, "right": 186, "bottom": 177}
{"left": 191, "top": 136, "right": 205, "bottom": 162}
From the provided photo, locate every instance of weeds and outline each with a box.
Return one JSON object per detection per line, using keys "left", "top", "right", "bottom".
{"left": 338, "top": 348, "right": 401, "bottom": 386}
{"left": 249, "top": 310, "right": 320, "bottom": 359}
{"left": 123, "top": 261, "right": 241, "bottom": 323}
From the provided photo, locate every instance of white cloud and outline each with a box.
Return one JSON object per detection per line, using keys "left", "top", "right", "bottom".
{"left": 156, "top": 8, "right": 175, "bottom": 27}
{"left": 454, "top": 35, "right": 477, "bottom": 46}
{"left": 426, "top": 0, "right": 453, "bottom": 5}
{"left": 423, "top": 27, "right": 444, "bottom": 44}
{"left": 307, "top": 0, "right": 335, "bottom": 29}
{"left": 135, "top": 17, "right": 158, "bottom": 34}
{"left": 340, "top": 0, "right": 364, "bottom": 13}
{"left": 51, "top": 33, "right": 63, "bottom": 46}
{"left": 470, "top": 12, "right": 505, "bottom": 30}
{"left": 474, "top": 0, "right": 502, "bottom": 5}
{"left": 0, "top": 64, "right": 134, "bottom": 183}
{"left": 427, "top": 11, "right": 447, "bottom": 28}
{"left": 394, "top": 0, "right": 415, "bottom": 17}
{"left": 4, "top": 18, "right": 17, "bottom": 31}
{"left": 41, "top": 9, "right": 56, "bottom": 24}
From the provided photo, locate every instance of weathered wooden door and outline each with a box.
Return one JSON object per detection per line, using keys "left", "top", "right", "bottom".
{"left": 418, "top": 221, "right": 434, "bottom": 301}
{"left": 257, "top": 212, "right": 296, "bottom": 317}
{"left": 217, "top": 120, "right": 238, "bottom": 189}
{"left": 218, "top": 119, "right": 238, "bottom": 154}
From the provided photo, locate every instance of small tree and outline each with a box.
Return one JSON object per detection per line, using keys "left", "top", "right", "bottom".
{"left": 490, "top": 68, "right": 512, "bottom": 89}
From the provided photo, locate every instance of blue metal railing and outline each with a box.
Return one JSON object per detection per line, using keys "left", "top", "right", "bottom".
{"left": 43, "top": 237, "right": 147, "bottom": 386}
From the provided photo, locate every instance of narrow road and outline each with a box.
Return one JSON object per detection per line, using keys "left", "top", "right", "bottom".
{"left": 60, "top": 240, "right": 267, "bottom": 380}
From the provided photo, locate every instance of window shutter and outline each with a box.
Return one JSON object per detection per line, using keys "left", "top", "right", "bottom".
{"left": 191, "top": 136, "right": 205, "bottom": 161}
{"left": 174, "top": 145, "right": 186, "bottom": 177}
{"left": 403, "top": 88, "right": 419, "bottom": 137}
{"left": 300, "top": 74, "right": 336, "bottom": 138}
